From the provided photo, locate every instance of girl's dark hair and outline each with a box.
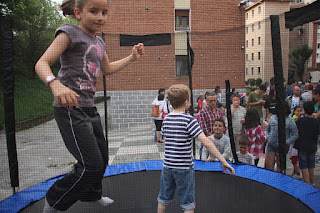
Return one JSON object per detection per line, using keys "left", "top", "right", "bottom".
{"left": 284, "top": 101, "right": 291, "bottom": 116}
{"left": 268, "top": 86, "right": 276, "bottom": 100}
{"left": 243, "top": 108, "right": 260, "bottom": 129}
{"left": 61, "top": 0, "right": 109, "bottom": 17}
{"left": 158, "top": 94, "right": 164, "bottom": 101}
{"left": 214, "top": 86, "right": 220, "bottom": 93}
{"left": 293, "top": 105, "right": 302, "bottom": 112}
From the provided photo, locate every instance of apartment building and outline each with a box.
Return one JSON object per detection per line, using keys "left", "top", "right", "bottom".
{"left": 98, "top": 0, "right": 245, "bottom": 92}
{"left": 289, "top": 0, "right": 320, "bottom": 81}
{"left": 245, "top": 0, "right": 291, "bottom": 82}
{"left": 95, "top": 0, "right": 245, "bottom": 128}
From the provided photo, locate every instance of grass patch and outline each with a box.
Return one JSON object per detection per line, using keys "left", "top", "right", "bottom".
{"left": 0, "top": 64, "right": 54, "bottom": 130}
{"left": 47, "top": 164, "right": 58, "bottom": 168}
{"left": 0, "top": 64, "right": 109, "bottom": 131}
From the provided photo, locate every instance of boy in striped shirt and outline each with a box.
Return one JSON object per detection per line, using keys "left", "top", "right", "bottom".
{"left": 157, "top": 84, "right": 235, "bottom": 213}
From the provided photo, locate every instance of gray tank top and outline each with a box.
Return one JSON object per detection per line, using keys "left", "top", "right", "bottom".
{"left": 53, "top": 24, "right": 106, "bottom": 107}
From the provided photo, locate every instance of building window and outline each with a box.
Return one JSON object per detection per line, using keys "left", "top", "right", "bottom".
{"left": 246, "top": 68, "right": 248, "bottom": 75}
{"left": 175, "top": 55, "right": 188, "bottom": 76}
{"left": 258, "top": 37, "right": 261, "bottom": 45}
{"left": 246, "top": 54, "right": 248, "bottom": 61}
{"left": 252, "top": 10, "right": 254, "bottom": 17}
{"left": 252, "top": 39, "right": 254, "bottom": 46}
{"left": 318, "top": 43, "right": 320, "bottom": 49}
{"left": 246, "top": 13, "right": 248, "bottom": 20}
{"left": 246, "top": 40, "right": 248, "bottom": 47}
{"left": 252, "top": 53, "right": 254, "bottom": 61}
{"left": 252, "top": 24, "right": 254, "bottom": 32}
{"left": 258, "top": 21, "right": 261, "bottom": 30}
{"left": 175, "top": 10, "right": 190, "bottom": 31}
{"left": 258, "top": 67, "right": 261, "bottom": 75}
{"left": 246, "top": 26, "right": 248, "bottom": 34}
{"left": 251, "top": 67, "right": 254, "bottom": 75}
{"left": 258, "top": 52, "right": 261, "bottom": 60}
{"left": 258, "top": 6, "right": 261, "bottom": 14}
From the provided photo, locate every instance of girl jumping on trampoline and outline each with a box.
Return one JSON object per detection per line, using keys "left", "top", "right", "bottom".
{"left": 157, "top": 84, "right": 235, "bottom": 213}
{"left": 35, "top": 0, "right": 144, "bottom": 212}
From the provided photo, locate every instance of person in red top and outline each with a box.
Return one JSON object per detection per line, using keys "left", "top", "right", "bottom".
{"left": 198, "top": 91, "right": 225, "bottom": 158}
{"left": 197, "top": 93, "right": 205, "bottom": 110}
{"left": 243, "top": 107, "right": 267, "bottom": 166}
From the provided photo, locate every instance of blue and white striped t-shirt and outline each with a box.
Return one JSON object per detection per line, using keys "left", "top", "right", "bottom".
{"left": 161, "top": 113, "right": 203, "bottom": 169}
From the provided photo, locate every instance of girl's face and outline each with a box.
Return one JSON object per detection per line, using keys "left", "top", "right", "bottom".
{"left": 294, "top": 107, "right": 302, "bottom": 116}
{"left": 232, "top": 97, "right": 240, "bottom": 107}
{"left": 75, "top": 0, "right": 109, "bottom": 36}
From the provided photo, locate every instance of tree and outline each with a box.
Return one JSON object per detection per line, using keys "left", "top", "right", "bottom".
{"left": 255, "top": 78, "right": 262, "bottom": 87}
{"left": 289, "top": 44, "right": 313, "bottom": 81}
{"left": 248, "top": 78, "right": 256, "bottom": 87}
{"left": 270, "top": 77, "right": 275, "bottom": 85}
{"left": 0, "top": 0, "right": 68, "bottom": 77}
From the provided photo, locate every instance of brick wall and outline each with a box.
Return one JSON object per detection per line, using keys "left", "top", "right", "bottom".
{"left": 96, "top": 88, "right": 246, "bottom": 129}
{"left": 97, "top": 0, "right": 245, "bottom": 92}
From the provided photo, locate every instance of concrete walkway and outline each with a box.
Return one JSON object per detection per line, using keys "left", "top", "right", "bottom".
{"left": 0, "top": 102, "right": 319, "bottom": 202}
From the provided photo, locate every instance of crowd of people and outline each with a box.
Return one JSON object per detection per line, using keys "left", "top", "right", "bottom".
{"left": 152, "top": 81, "right": 320, "bottom": 188}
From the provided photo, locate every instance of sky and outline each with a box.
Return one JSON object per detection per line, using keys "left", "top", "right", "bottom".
{"left": 51, "top": 0, "right": 63, "bottom": 5}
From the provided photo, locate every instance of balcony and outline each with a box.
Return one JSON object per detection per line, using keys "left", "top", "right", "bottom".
{"left": 175, "top": 25, "right": 190, "bottom": 31}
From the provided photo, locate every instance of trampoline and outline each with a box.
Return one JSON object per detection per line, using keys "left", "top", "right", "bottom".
{"left": 1, "top": 160, "right": 319, "bottom": 212}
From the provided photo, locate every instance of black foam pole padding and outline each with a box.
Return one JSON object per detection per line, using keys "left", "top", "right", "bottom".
{"left": 102, "top": 32, "right": 109, "bottom": 166}
{"left": 120, "top": 33, "right": 171, "bottom": 46}
{"left": 186, "top": 32, "right": 196, "bottom": 157}
{"left": 225, "top": 80, "right": 239, "bottom": 163}
{"left": 1, "top": 16, "right": 19, "bottom": 188}
{"left": 285, "top": 0, "right": 320, "bottom": 30}
{"left": 270, "top": 15, "right": 286, "bottom": 174}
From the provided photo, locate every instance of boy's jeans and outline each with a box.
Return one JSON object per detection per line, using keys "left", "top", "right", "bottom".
{"left": 157, "top": 166, "right": 195, "bottom": 211}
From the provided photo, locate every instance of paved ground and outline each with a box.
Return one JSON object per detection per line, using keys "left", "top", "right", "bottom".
{"left": 0, "top": 102, "right": 319, "bottom": 203}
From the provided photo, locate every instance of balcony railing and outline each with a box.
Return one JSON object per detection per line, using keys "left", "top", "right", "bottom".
{"left": 175, "top": 26, "right": 190, "bottom": 31}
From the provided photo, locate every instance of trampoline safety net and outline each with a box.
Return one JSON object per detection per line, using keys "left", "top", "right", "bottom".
{"left": 0, "top": 0, "right": 320, "bottom": 212}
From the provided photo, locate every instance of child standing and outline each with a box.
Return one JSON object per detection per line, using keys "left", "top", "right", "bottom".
{"left": 201, "top": 119, "right": 231, "bottom": 162}
{"left": 231, "top": 94, "right": 246, "bottom": 151}
{"left": 295, "top": 101, "right": 320, "bottom": 185}
{"left": 264, "top": 102, "right": 298, "bottom": 172}
{"left": 35, "top": 0, "right": 144, "bottom": 212}
{"left": 289, "top": 106, "right": 303, "bottom": 178}
{"left": 243, "top": 108, "right": 267, "bottom": 166}
{"left": 152, "top": 94, "right": 168, "bottom": 144}
{"left": 236, "top": 135, "right": 254, "bottom": 165}
{"left": 157, "top": 84, "right": 235, "bottom": 213}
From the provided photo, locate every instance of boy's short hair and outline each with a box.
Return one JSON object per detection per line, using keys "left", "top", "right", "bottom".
{"left": 205, "top": 91, "right": 217, "bottom": 99}
{"left": 214, "top": 118, "right": 225, "bottom": 127}
{"left": 168, "top": 84, "right": 190, "bottom": 109}
{"left": 303, "top": 101, "right": 315, "bottom": 115}
{"left": 231, "top": 93, "right": 241, "bottom": 100}
{"left": 259, "top": 84, "right": 267, "bottom": 92}
{"left": 239, "top": 134, "right": 250, "bottom": 146}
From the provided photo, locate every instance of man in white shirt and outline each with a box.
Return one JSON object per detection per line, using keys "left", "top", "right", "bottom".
{"left": 286, "top": 86, "right": 304, "bottom": 115}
